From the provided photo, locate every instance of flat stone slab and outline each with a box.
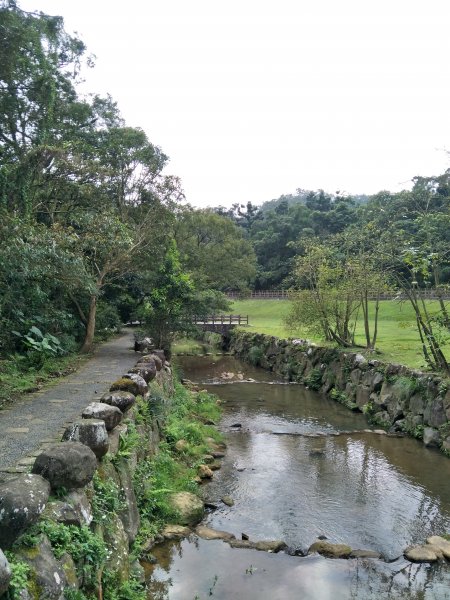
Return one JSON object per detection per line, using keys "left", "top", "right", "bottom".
{"left": 404, "top": 544, "right": 440, "bottom": 562}
{"left": 195, "top": 525, "right": 235, "bottom": 541}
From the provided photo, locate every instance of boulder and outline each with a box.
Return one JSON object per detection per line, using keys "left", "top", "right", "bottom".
{"left": 82, "top": 402, "right": 123, "bottom": 431}
{"left": 168, "top": 492, "right": 204, "bottom": 526}
{"left": 221, "top": 495, "right": 234, "bottom": 507}
{"left": 140, "top": 354, "right": 163, "bottom": 371}
{"left": 110, "top": 376, "right": 147, "bottom": 398}
{"left": 0, "top": 549, "right": 11, "bottom": 596}
{"left": 161, "top": 524, "right": 192, "bottom": 540}
{"left": 59, "top": 552, "right": 79, "bottom": 590}
{"left": 134, "top": 337, "right": 153, "bottom": 352}
{"left": 128, "top": 363, "right": 157, "bottom": 383}
{"left": 409, "top": 393, "right": 425, "bottom": 415}
{"left": 62, "top": 419, "right": 109, "bottom": 458}
{"left": 32, "top": 442, "right": 97, "bottom": 490}
{"left": 43, "top": 490, "right": 92, "bottom": 527}
{"left": 308, "top": 540, "right": 352, "bottom": 558}
{"left": 16, "top": 535, "right": 66, "bottom": 599}
{"left": 0, "top": 474, "right": 50, "bottom": 549}
{"left": 423, "top": 427, "right": 441, "bottom": 448}
{"left": 426, "top": 536, "right": 450, "bottom": 559}
{"left": 198, "top": 465, "right": 214, "bottom": 479}
{"left": 195, "top": 525, "right": 235, "bottom": 541}
{"left": 151, "top": 349, "right": 166, "bottom": 364}
{"left": 423, "top": 398, "right": 447, "bottom": 428}
{"left": 101, "top": 391, "right": 136, "bottom": 413}
{"left": 404, "top": 544, "right": 440, "bottom": 562}
{"left": 355, "top": 386, "right": 371, "bottom": 409}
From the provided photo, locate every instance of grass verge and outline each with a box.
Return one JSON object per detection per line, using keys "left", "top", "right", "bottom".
{"left": 231, "top": 299, "right": 449, "bottom": 370}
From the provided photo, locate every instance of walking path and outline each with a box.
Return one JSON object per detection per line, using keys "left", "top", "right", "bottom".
{"left": 0, "top": 331, "right": 137, "bottom": 473}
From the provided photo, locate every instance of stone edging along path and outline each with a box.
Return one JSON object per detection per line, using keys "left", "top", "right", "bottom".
{"left": 0, "top": 331, "right": 138, "bottom": 473}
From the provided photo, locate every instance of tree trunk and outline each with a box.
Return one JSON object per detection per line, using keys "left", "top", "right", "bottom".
{"left": 80, "top": 295, "right": 97, "bottom": 354}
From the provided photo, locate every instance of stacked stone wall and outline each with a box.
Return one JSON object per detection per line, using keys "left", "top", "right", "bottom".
{"left": 229, "top": 331, "right": 450, "bottom": 456}
{"left": 0, "top": 352, "right": 170, "bottom": 599}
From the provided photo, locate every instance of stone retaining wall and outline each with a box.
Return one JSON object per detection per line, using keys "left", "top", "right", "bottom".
{"left": 229, "top": 331, "right": 450, "bottom": 456}
{"left": 0, "top": 351, "right": 171, "bottom": 599}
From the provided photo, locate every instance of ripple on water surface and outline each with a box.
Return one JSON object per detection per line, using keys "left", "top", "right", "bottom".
{"left": 160, "top": 355, "right": 450, "bottom": 599}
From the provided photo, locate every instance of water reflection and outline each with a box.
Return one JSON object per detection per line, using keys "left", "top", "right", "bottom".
{"left": 146, "top": 538, "right": 450, "bottom": 600}
{"left": 145, "top": 355, "right": 450, "bottom": 599}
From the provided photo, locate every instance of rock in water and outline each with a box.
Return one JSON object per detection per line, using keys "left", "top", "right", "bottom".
{"left": 168, "top": 492, "right": 204, "bottom": 526}
{"left": 308, "top": 540, "right": 352, "bottom": 559}
{"left": 404, "top": 544, "right": 440, "bottom": 563}
{"left": 426, "top": 536, "right": 450, "bottom": 559}
{"left": 0, "top": 474, "right": 50, "bottom": 549}
{"left": 32, "top": 442, "right": 97, "bottom": 490}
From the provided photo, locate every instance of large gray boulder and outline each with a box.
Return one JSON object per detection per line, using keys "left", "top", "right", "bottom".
{"left": 0, "top": 474, "right": 50, "bottom": 549}
{"left": 0, "top": 549, "right": 11, "bottom": 596}
{"left": 82, "top": 402, "right": 123, "bottom": 431}
{"left": 32, "top": 442, "right": 97, "bottom": 490}
{"left": 62, "top": 419, "right": 109, "bottom": 458}
{"left": 16, "top": 535, "right": 66, "bottom": 599}
{"left": 101, "top": 391, "right": 136, "bottom": 413}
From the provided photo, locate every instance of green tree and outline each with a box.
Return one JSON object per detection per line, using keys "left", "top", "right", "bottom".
{"left": 175, "top": 208, "right": 257, "bottom": 292}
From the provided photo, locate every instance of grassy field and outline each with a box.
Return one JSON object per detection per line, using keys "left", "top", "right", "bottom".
{"left": 231, "top": 299, "right": 449, "bottom": 370}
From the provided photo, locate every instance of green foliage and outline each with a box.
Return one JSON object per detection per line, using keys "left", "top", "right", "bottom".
{"left": 247, "top": 345, "right": 263, "bottom": 366}
{"left": 392, "top": 376, "right": 422, "bottom": 401}
{"left": 19, "top": 520, "right": 107, "bottom": 589}
{"left": 91, "top": 472, "right": 127, "bottom": 523}
{"left": 304, "top": 368, "right": 323, "bottom": 391}
{"left": 3, "top": 554, "right": 30, "bottom": 600}
{"left": 102, "top": 572, "right": 146, "bottom": 600}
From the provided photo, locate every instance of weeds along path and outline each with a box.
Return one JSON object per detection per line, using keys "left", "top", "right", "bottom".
{"left": 0, "top": 330, "right": 137, "bottom": 473}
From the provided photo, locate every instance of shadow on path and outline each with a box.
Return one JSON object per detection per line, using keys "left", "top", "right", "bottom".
{"left": 0, "top": 330, "right": 137, "bottom": 473}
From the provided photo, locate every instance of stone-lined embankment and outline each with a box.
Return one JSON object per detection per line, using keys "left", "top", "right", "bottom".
{"left": 229, "top": 331, "right": 450, "bottom": 457}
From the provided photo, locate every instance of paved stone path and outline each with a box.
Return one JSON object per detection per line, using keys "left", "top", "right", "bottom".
{"left": 0, "top": 331, "right": 137, "bottom": 473}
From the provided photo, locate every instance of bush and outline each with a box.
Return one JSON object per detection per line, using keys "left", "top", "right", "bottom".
{"left": 248, "top": 345, "right": 263, "bottom": 366}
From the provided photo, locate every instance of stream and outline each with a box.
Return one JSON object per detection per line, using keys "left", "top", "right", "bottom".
{"left": 145, "top": 355, "right": 450, "bottom": 599}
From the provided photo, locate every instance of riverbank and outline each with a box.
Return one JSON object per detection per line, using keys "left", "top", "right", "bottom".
{"left": 0, "top": 349, "right": 223, "bottom": 599}
{"left": 228, "top": 330, "right": 450, "bottom": 457}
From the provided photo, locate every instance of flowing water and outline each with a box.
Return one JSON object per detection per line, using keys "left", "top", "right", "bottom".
{"left": 145, "top": 355, "right": 450, "bottom": 599}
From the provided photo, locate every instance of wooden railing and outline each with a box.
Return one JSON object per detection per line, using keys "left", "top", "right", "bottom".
{"left": 227, "top": 289, "right": 450, "bottom": 300}
{"left": 193, "top": 314, "right": 249, "bottom": 326}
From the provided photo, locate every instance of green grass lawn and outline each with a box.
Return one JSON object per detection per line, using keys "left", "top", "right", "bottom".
{"left": 231, "top": 299, "right": 449, "bottom": 370}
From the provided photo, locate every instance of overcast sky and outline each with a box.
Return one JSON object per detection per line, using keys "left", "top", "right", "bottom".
{"left": 20, "top": 0, "right": 450, "bottom": 207}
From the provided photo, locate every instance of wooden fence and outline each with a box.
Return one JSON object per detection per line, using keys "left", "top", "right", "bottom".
{"left": 227, "top": 289, "right": 450, "bottom": 300}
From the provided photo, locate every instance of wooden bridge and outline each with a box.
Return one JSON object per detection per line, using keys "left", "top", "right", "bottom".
{"left": 193, "top": 314, "right": 249, "bottom": 333}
